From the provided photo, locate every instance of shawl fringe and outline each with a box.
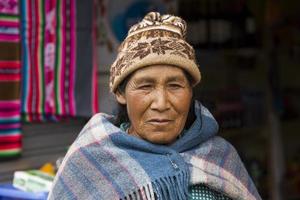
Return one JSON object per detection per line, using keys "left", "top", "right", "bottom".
{"left": 121, "top": 170, "right": 189, "bottom": 200}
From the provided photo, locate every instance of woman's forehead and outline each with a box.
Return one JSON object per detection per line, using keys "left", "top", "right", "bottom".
{"left": 130, "top": 65, "right": 187, "bottom": 81}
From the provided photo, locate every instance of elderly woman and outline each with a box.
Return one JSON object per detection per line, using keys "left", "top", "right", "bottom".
{"left": 48, "top": 12, "right": 261, "bottom": 200}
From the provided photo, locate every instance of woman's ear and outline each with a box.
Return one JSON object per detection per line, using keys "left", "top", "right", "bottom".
{"left": 115, "top": 90, "right": 127, "bottom": 105}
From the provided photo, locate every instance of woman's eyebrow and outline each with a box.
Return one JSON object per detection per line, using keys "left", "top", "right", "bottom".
{"left": 133, "top": 75, "right": 186, "bottom": 84}
{"left": 134, "top": 77, "right": 155, "bottom": 84}
{"left": 166, "top": 76, "right": 186, "bottom": 82}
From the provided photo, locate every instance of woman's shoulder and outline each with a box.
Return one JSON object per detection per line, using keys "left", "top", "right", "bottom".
{"left": 183, "top": 136, "right": 239, "bottom": 159}
{"left": 60, "top": 113, "right": 118, "bottom": 164}
{"left": 206, "top": 136, "right": 239, "bottom": 154}
{"left": 183, "top": 136, "right": 261, "bottom": 200}
{"left": 76, "top": 113, "right": 116, "bottom": 138}
{"left": 184, "top": 136, "right": 244, "bottom": 177}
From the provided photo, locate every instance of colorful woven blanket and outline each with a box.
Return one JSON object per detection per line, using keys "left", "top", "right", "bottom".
{"left": 20, "top": 0, "right": 98, "bottom": 121}
{"left": 0, "top": 0, "right": 22, "bottom": 158}
{"left": 48, "top": 101, "right": 261, "bottom": 200}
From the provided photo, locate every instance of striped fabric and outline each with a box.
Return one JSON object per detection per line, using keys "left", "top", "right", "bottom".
{"left": 20, "top": 0, "right": 98, "bottom": 121}
{"left": 0, "top": 0, "right": 22, "bottom": 158}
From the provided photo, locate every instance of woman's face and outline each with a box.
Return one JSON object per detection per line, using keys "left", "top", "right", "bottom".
{"left": 116, "top": 65, "right": 193, "bottom": 144}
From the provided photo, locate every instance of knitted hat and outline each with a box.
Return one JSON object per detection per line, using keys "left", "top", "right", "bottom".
{"left": 110, "top": 12, "right": 201, "bottom": 93}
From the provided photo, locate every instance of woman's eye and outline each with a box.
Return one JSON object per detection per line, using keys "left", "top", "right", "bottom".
{"left": 168, "top": 84, "right": 182, "bottom": 89}
{"left": 138, "top": 84, "right": 152, "bottom": 90}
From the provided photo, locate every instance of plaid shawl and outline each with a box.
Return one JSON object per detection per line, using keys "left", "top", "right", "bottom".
{"left": 48, "top": 101, "right": 261, "bottom": 200}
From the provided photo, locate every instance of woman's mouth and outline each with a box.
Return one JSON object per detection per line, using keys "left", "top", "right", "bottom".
{"left": 147, "top": 119, "right": 173, "bottom": 125}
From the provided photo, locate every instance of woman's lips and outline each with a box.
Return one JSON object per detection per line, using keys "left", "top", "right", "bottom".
{"left": 147, "top": 119, "right": 173, "bottom": 125}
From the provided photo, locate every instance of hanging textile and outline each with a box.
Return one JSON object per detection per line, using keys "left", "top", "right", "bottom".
{"left": 0, "top": 0, "right": 22, "bottom": 158}
{"left": 20, "top": 0, "right": 98, "bottom": 121}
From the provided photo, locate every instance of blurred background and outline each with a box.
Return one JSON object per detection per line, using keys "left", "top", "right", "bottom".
{"left": 0, "top": 0, "right": 299, "bottom": 199}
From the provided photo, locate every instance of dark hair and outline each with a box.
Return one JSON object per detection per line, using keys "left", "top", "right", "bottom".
{"left": 114, "top": 69, "right": 196, "bottom": 129}
{"left": 114, "top": 74, "right": 131, "bottom": 126}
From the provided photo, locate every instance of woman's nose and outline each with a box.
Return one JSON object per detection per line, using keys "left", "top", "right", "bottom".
{"left": 150, "top": 88, "right": 170, "bottom": 111}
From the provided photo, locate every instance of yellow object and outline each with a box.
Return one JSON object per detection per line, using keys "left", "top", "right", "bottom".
{"left": 39, "top": 162, "right": 55, "bottom": 176}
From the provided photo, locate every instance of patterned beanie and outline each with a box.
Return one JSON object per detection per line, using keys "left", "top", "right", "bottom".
{"left": 110, "top": 12, "right": 201, "bottom": 93}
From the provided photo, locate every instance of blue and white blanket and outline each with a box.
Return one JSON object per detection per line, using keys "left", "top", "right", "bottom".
{"left": 48, "top": 101, "right": 261, "bottom": 200}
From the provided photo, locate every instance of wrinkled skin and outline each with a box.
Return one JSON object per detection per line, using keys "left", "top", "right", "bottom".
{"left": 116, "top": 64, "right": 193, "bottom": 144}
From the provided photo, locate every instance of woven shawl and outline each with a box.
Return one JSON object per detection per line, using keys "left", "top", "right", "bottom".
{"left": 48, "top": 101, "right": 261, "bottom": 200}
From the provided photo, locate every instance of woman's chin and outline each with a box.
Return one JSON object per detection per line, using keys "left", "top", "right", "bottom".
{"left": 143, "top": 132, "right": 178, "bottom": 144}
